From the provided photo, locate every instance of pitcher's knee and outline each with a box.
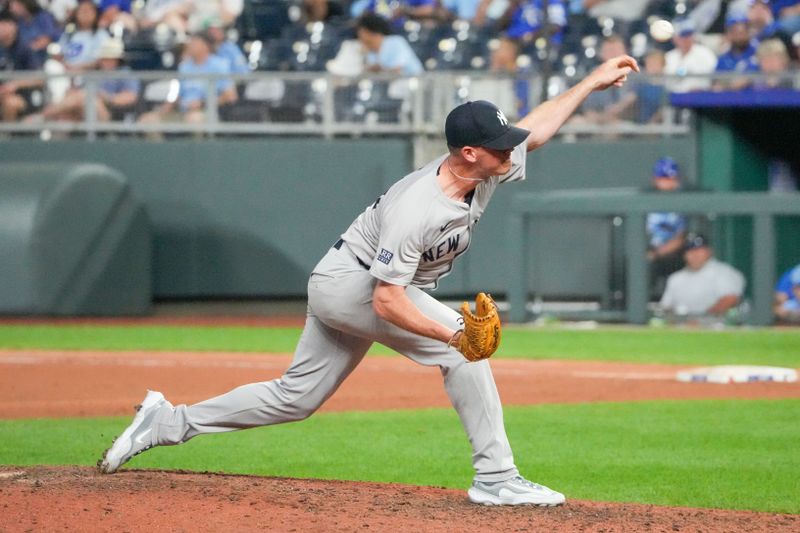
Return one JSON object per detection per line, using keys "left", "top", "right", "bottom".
{"left": 285, "top": 395, "right": 323, "bottom": 421}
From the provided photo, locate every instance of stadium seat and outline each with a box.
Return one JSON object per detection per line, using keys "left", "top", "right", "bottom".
{"left": 238, "top": 0, "right": 293, "bottom": 41}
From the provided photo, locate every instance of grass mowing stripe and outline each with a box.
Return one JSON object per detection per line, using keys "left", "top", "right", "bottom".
{"left": 1, "top": 399, "right": 798, "bottom": 513}
{"left": 0, "top": 324, "right": 799, "bottom": 366}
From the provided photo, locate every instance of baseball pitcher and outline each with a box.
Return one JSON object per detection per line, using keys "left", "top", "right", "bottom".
{"left": 100, "top": 54, "right": 639, "bottom": 506}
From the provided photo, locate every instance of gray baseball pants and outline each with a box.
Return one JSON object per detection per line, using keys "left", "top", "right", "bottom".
{"left": 151, "top": 242, "right": 519, "bottom": 482}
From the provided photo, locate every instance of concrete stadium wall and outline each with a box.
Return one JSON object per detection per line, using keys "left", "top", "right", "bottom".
{"left": 0, "top": 163, "right": 151, "bottom": 315}
{"left": 0, "top": 137, "right": 695, "bottom": 300}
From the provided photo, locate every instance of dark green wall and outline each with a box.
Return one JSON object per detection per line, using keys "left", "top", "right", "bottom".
{"left": 0, "top": 136, "right": 696, "bottom": 299}
{"left": 697, "top": 111, "right": 800, "bottom": 288}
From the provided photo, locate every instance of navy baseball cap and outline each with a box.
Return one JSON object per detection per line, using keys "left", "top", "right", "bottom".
{"left": 652, "top": 156, "right": 680, "bottom": 179}
{"left": 445, "top": 101, "right": 530, "bottom": 150}
{"left": 684, "top": 233, "right": 710, "bottom": 250}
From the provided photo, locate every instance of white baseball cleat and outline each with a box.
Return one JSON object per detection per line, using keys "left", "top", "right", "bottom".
{"left": 98, "top": 390, "right": 165, "bottom": 474}
{"left": 467, "top": 476, "right": 566, "bottom": 506}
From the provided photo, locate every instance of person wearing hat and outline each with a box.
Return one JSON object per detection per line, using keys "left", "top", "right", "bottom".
{"left": 99, "top": 51, "right": 638, "bottom": 507}
{"left": 35, "top": 38, "right": 139, "bottom": 122}
{"left": 659, "top": 233, "right": 745, "bottom": 318}
{"left": 774, "top": 264, "right": 800, "bottom": 322}
{"left": 664, "top": 18, "right": 718, "bottom": 92}
{"left": 715, "top": 11, "right": 759, "bottom": 84}
{"left": 646, "top": 157, "right": 688, "bottom": 291}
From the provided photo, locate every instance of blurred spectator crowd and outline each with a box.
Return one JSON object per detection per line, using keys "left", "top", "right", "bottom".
{"left": 1, "top": 0, "right": 800, "bottom": 127}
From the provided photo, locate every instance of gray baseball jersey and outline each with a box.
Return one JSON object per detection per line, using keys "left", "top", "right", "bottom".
{"left": 341, "top": 142, "right": 527, "bottom": 288}
{"left": 145, "top": 142, "right": 529, "bottom": 485}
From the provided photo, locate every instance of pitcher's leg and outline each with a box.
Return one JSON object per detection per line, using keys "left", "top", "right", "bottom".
{"left": 376, "top": 288, "right": 518, "bottom": 483}
{"left": 154, "top": 314, "right": 372, "bottom": 445}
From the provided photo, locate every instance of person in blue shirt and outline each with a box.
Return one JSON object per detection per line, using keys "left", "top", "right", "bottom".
{"left": 749, "top": 0, "right": 800, "bottom": 38}
{"left": 139, "top": 33, "right": 237, "bottom": 132}
{"left": 206, "top": 22, "right": 250, "bottom": 75}
{"left": 647, "top": 157, "right": 689, "bottom": 290}
{"left": 6, "top": 0, "right": 61, "bottom": 57}
{"left": 58, "top": 0, "right": 109, "bottom": 71}
{"left": 356, "top": 13, "right": 424, "bottom": 76}
{"left": 502, "top": 0, "right": 567, "bottom": 44}
{"left": 774, "top": 264, "right": 800, "bottom": 322}
{"left": 715, "top": 12, "right": 759, "bottom": 79}
{"left": 37, "top": 38, "right": 140, "bottom": 122}
{"left": 0, "top": 16, "right": 46, "bottom": 122}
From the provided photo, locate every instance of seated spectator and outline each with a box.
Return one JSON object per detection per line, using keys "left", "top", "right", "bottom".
{"left": 139, "top": 32, "right": 237, "bottom": 129}
{"left": 569, "top": 34, "right": 629, "bottom": 125}
{"left": 489, "top": 37, "right": 531, "bottom": 117}
{"left": 665, "top": 19, "right": 718, "bottom": 92}
{"left": 0, "top": 16, "right": 45, "bottom": 122}
{"left": 749, "top": 0, "right": 800, "bottom": 38}
{"left": 646, "top": 157, "right": 688, "bottom": 291}
{"left": 58, "top": 0, "right": 109, "bottom": 71}
{"left": 97, "top": 0, "right": 137, "bottom": 32}
{"left": 7, "top": 0, "right": 61, "bottom": 57}
{"left": 34, "top": 39, "right": 139, "bottom": 122}
{"left": 356, "top": 13, "right": 423, "bottom": 75}
{"left": 604, "top": 48, "right": 667, "bottom": 125}
{"left": 716, "top": 12, "right": 759, "bottom": 73}
{"left": 501, "top": 0, "right": 567, "bottom": 45}
{"left": 714, "top": 11, "right": 759, "bottom": 90}
{"left": 774, "top": 264, "right": 800, "bottom": 323}
{"left": 659, "top": 233, "right": 746, "bottom": 318}
{"left": 206, "top": 21, "right": 248, "bottom": 74}
{"left": 754, "top": 38, "right": 792, "bottom": 88}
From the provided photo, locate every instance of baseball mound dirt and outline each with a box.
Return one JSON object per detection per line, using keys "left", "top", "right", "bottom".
{"left": 1, "top": 466, "right": 797, "bottom": 532}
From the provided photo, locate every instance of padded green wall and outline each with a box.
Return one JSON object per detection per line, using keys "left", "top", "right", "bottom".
{"left": 0, "top": 137, "right": 695, "bottom": 299}
{"left": 0, "top": 163, "right": 151, "bottom": 315}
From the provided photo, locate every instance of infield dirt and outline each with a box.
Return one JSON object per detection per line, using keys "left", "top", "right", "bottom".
{"left": 2, "top": 346, "right": 799, "bottom": 531}
{"left": 2, "top": 349, "right": 799, "bottom": 418}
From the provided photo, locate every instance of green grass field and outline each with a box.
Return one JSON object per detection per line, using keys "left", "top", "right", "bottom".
{"left": 1, "top": 324, "right": 799, "bottom": 366}
{"left": 1, "top": 400, "right": 798, "bottom": 513}
{"left": 1, "top": 323, "right": 798, "bottom": 514}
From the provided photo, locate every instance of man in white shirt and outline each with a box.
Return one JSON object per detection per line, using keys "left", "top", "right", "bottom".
{"left": 665, "top": 19, "right": 718, "bottom": 92}
{"left": 660, "top": 233, "right": 746, "bottom": 317}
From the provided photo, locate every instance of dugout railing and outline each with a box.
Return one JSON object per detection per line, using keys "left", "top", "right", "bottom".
{"left": 506, "top": 190, "right": 800, "bottom": 326}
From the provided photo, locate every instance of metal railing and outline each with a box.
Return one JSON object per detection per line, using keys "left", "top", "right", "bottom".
{"left": 1, "top": 70, "right": 797, "bottom": 139}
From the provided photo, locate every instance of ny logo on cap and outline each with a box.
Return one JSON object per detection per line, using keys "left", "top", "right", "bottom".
{"left": 496, "top": 110, "right": 508, "bottom": 126}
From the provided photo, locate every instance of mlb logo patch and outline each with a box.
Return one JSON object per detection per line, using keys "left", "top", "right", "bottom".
{"left": 377, "top": 248, "right": 394, "bottom": 265}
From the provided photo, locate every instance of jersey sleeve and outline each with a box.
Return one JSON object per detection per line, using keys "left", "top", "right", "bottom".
{"left": 368, "top": 202, "right": 426, "bottom": 286}
{"left": 499, "top": 142, "right": 528, "bottom": 184}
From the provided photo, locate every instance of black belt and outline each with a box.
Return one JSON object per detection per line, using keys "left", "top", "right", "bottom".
{"left": 333, "top": 238, "right": 371, "bottom": 270}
